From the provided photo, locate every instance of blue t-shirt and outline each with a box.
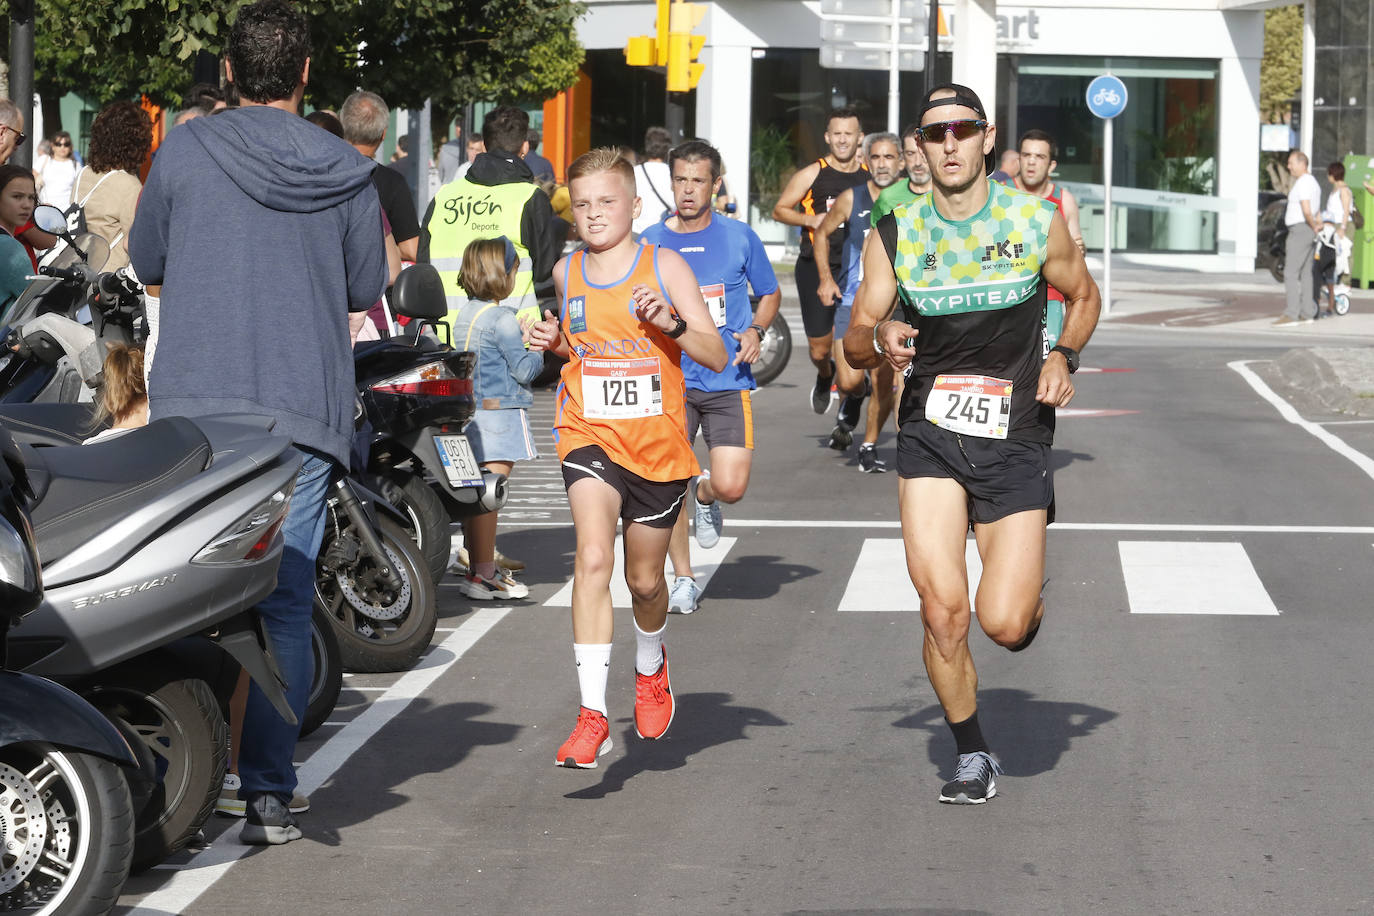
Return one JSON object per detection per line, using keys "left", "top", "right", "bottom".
{"left": 641, "top": 214, "right": 779, "bottom": 392}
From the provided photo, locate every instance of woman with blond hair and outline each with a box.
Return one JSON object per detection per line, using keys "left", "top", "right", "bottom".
{"left": 450, "top": 236, "right": 545, "bottom": 599}
{"left": 84, "top": 344, "right": 148, "bottom": 444}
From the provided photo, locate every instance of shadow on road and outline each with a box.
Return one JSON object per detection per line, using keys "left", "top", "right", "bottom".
{"left": 710, "top": 554, "right": 818, "bottom": 600}
{"left": 303, "top": 698, "right": 521, "bottom": 846}
{"left": 1051, "top": 448, "right": 1094, "bottom": 472}
{"left": 565, "top": 692, "right": 786, "bottom": 800}
{"left": 892, "top": 687, "right": 1117, "bottom": 777}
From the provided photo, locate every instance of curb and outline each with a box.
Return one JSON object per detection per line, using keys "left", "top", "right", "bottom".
{"left": 1260, "top": 348, "right": 1374, "bottom": 419}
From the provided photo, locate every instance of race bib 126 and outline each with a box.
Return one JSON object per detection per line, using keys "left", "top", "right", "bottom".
{"left": 581, "top": 357, "right": 663, "bottom": 420}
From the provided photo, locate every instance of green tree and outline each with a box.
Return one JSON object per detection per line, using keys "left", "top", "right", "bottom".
{"left": 1260, "top": 5, "right": 1301, "bottom": 124}
{"left": 2, "top": 0, "right": 585, "bottom": 110}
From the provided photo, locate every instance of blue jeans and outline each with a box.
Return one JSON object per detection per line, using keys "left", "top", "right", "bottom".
{"left": 238, "top": 449, "right": 335, "bottom": 803}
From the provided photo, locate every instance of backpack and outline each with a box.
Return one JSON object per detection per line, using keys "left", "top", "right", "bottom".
{"left": 64, "top": 167, "right": 118, "bottom": 238}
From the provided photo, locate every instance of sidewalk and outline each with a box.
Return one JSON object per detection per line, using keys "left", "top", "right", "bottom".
{"left": 1096, "top": 265, "right": 1374, "bottom": 417}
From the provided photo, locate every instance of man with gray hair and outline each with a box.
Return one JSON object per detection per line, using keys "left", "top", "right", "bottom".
{"left": 341, "top": 89, "right": 419, "bottom": 261}
{"left": 1275, "top": 148, "right": 1322, "bottom": 326}
{"left": 0, "top": 98, "right": 26, "bottom": 166}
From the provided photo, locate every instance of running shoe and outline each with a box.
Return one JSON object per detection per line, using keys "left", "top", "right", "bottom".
{"left": 449, "top": 547, "right": 523, "bottom": 575}
{"left": 240, "top": 794, "right": 303, "bottom": 845}
{"left": 217, "top": 774, "right": 309, "bottom": 817}
{"left": 556, "top": 706, "right": 612, "bottom": 768}
{"left": 810, "top": 359, "right": 836, "bottom": 414}
{"left": 939, "top": 751, "right": 1003, "bottom": 804}
{"left": 634, "top": 647, "right": 675, "bottom": 740}
{"left": 691, "top": 477, "right": 722, "bottom": 549}
{"left": 668, "top": 576, "right": 702, "bottom": 615}
{"left": 857, "top": 444, "right": 887, "bottom": 473}
{"left": 459, "top": 569, "right": 530, "bottom": 600}
{"left": 828, "top": 421, "right": 853, "bottom": 451}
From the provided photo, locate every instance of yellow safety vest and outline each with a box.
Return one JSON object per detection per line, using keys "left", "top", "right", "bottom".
{"left": 425, "top": 177, "right": 541, "bottom": 326}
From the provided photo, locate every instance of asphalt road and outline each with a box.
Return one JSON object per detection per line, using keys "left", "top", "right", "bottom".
{"left": 117, "top": 314, "right": 1374, "bottom": 915}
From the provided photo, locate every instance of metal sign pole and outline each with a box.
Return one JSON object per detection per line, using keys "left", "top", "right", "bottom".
{"left": 1103, "top": 114, "right": 1112, "bottom": 316}
{"left": 887, "top": 0, "right": 900, "bottom": 133}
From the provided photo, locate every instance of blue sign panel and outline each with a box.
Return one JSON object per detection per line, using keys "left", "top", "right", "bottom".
{"left": 1086, "top": 74, "right": 1128, "bottom": 119}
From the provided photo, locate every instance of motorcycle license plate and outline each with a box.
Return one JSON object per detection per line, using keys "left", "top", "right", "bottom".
{"left": 433, "top": 435, "right": 484, "bottom": 489}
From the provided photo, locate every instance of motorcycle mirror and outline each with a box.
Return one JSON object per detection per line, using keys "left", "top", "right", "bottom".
{"left": 32, "top": 204, "right": 69, "bottom": 237}
{"left": 390, "top": 264, "right": 447, "bottom": 322}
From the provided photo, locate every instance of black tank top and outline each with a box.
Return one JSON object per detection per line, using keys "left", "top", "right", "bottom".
{"left": 799, "top": 157, "right": 869, "bottom": 264}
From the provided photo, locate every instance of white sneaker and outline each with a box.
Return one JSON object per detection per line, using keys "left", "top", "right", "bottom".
{"left": 459, "top": 570, "right": 530, "bottom": 600}
{"left": 691, "top": 477, "right": 722, "bottom": 549}
{"left": 668, "top": 576, "right": 702, "bottom": 614}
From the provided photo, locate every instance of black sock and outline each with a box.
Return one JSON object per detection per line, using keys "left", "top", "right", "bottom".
{"left": 1008, "top": 619, "right": 1040, "bottom": 653}
{"left": 946, "top": 711, "right": 989, "bottom": 756}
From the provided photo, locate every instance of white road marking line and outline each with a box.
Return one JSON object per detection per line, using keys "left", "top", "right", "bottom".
{"left": 543, "top": 536, "right": 737, "bottom": 607}
{"left": 1119, "top": 541, "right": 1278, "bottom": 615}
{"left": 122, "top": 608, "right": 509, "bottom": 915}
{"left": 1320, "top": 419, "right": 1374, "bottom": 425}
{"left": 838, "top": 538, "right": 982, "bottom": 612}
{"left": 1230, "top": 360, "right": 1374, "bottom": 482}
{"left": 502, "top": 519, "right": 1374, "bottom": 534}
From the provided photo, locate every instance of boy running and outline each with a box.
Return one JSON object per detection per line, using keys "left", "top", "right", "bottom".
{"left": 523, "top": 149, "right": 727, "bottom": 768}
{"left": 641, "top": 140, "right": 780, "bottom": 614}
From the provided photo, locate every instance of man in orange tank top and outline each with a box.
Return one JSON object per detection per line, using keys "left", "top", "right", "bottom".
{"left": 524, "top": 148, "right": 726, "bottom": 769}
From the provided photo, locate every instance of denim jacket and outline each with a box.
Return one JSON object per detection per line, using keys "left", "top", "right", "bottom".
{"left": 450, "top": 298, "right": 544, "bottom": 410}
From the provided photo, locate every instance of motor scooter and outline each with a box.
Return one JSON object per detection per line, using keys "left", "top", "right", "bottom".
{"left": 0, "top": 423, "right": 138, "bottom": 916}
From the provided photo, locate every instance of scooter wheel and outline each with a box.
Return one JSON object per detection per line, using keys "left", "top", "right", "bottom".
{"left": 750, "top": 311, "right": 793, "bottom": 387}
{"left": 88, "top": 673, "right": 227, "bottom": 873}
{"left": 0, "top": 745, "right": 134, "bottom": 915}
{"left": 368, "top": 471, "right": 451, "bottom": 586}
{"left": 301, "top": 600, "right": 343, "bottom": 737}
{"left": 317, "top": 515, "right": 438, "bottom": 673}
{"left": 1334, "top": 291, "right": 1351, "bottom": 316}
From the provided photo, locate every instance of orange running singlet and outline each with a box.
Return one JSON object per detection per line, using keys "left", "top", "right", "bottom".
{"left": 554, "top": 244, "right": 699, "bottom": 482}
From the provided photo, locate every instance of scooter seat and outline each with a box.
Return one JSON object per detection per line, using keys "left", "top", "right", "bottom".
{"left": 0, "top": 403, "right": 100, "bottom": 446}
{"left": 24, "top": 417, "right": 212, "bottom": 564}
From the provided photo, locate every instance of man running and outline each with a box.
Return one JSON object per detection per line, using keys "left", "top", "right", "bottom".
{"left": 1014, "top": 129, "right": 1086, "bottom": 351}
{"left": 772, "top": 108, "right": 867, "bottom": 414}
{"left": 843, "top": 85, "right": 1101, "bottom": 804}
{"left": 523, "top": 149, "right": 726, "bottom": 768}
{"left": 812, "top": 132, "right": 902, "bottom": 471}
{"left": 871, "top": 124, "right": 932, "bottom": 228}
{"left": 641, "top": 140, "right": 781, "bottom": 614}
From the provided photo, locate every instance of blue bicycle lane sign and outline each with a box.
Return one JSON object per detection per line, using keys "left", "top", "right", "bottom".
{"left": 1086, "top": 74, "right": 1128, "bottom": 119}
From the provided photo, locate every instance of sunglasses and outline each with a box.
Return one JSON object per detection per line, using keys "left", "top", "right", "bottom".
{"left": 0, "top": 125, "right": 26, "bottom": 146}
{"left": 53, "top": 140, "right": 71, "bottom": 147}
{"left": 915, "top": 119, "right": 988, "bottom": 144}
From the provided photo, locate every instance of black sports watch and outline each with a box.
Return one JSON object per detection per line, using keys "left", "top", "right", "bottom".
{"left": 1050, "top": 345, "right": 1079, "bottom": 374}
{"left": 749, "top": 324, "right": 766, "bottom": 338}
{"left": 665, "top": 315, "right": 688, "bottom": 339}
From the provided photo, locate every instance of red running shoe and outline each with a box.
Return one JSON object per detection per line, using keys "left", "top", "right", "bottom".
{"left": 634, "top": 646, "right": 675, "bottom": 740}
{"left": 555, "top": 706, "right": 612, "bottom": 768}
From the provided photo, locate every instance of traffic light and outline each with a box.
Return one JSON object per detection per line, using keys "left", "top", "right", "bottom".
{"left": 624, "top": 0, "right": 671, "bottom": 67}
{"left": 666, "top": 1, "right": 706, "bottom": 92}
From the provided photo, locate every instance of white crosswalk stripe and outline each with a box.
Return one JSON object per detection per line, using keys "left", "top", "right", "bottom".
{"left": 836, "top": 538, "right": 1281, "bottom": 616}
{"left": 543, "top": 536, "right": 737, "bottom": 608}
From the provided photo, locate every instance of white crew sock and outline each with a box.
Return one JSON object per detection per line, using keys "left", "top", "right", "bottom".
{"left": 634, "top": 621, "right": 665, "bottom": 676}
{"left": 573, "top": 643, "right": 612, "bottom": 715}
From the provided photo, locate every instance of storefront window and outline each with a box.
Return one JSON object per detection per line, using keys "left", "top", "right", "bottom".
{"left": 1010, "top": 56, "right": 1220, "bottom": 253}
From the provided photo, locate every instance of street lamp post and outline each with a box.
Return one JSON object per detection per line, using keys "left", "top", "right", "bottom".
{"left": 8, "top": 0, "right": 34, "bottom": 169}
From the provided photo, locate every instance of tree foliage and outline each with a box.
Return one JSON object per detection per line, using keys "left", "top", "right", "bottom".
{"left": 1260, "top": 5, "right": 1302, "bottom": 124}
{"left": 3, "top": 0, "right": 585, "bottom": 110}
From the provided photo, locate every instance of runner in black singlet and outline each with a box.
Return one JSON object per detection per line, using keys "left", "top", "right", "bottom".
{"left": 772, "top": 107, "right": 868, "bottom": 415}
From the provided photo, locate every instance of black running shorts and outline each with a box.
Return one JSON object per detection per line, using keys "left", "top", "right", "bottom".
{"left": 896, "top": 420, "right": 1055, "bottom": 525}
{"left": 561, "top": 445, "right": 689, "bottom": 528}
{"left": 685, "top": 389, "right": 754, "bottom": 450}
{"left": 795, "top": 256, "right": 841, "bottom": 340}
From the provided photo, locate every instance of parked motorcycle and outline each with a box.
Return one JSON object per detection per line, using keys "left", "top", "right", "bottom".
{"left": 749, "top": 295, "right": 792, "bottom": 387}
{"left": 353, "top": 264, "right": 507, "bottom": 586}
{"left": 0, "top": 409, "right": 303, "bottom": 873}
{"left": 0, "top": 423, "right": 138, "bottom": 916}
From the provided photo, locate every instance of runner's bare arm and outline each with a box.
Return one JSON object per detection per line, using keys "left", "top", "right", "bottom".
{"left": 1037, "top": 211, "right": 1101, "bottom": 407}
{"left": 522, "top": 255, "right": 569, "bottom": 358}
{"left": 813, "top": 188, "right": 853, "bottom": 306}
{"left": 634, "top": 249, "right": 728, "bottom": 372}
{"left": 735, "top": 288, "right": 781, "bottom": 365}
{"left": 1059, "top": 188, "right": 1086, "bottom": 254}
{"left": 844, "top": 230, "right": 914, "bottom": 372}
{"left": 771, "top": 162, "right": 825, "bottom": 229}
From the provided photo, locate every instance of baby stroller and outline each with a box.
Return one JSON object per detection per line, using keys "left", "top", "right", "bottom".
{"left": 1312, "top": 225, "right": 1352, "bottom": 317}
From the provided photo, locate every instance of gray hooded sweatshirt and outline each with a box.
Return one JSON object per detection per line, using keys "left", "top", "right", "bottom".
{"left": 129, "top": 105, "right": 386, "bottom": 465}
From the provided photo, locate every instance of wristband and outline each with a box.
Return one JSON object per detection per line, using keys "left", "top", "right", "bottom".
{"left": 665, "top": 314, "right": 688, "bottom": 339}
{"left": 873, "top": 320, "right": 890, "bottom": 356}
{"left": 749, "top": 324, "right": 766, "bottom": 338}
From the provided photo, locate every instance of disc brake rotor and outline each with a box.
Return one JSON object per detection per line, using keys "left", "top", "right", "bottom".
{"left": 0, "top": 761, "right": 50, "bottom": 893}
{"left": 335, "top": 540, "right": 411, "bottom": 622}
